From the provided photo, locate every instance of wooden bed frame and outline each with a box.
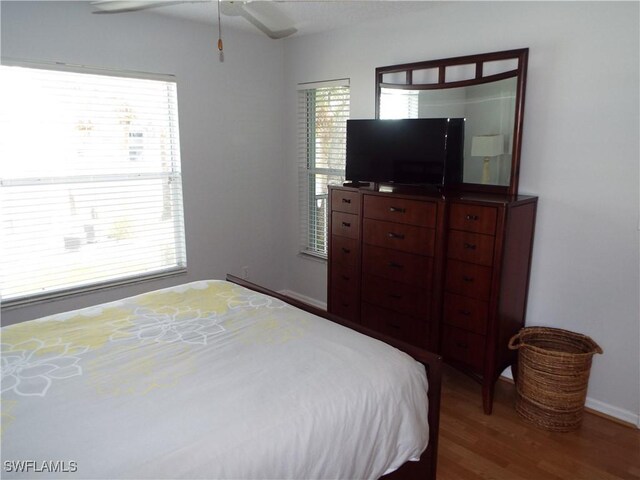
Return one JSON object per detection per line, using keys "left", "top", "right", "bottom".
{"left": 226, "top": 275, "right": 442, "bottom": 480}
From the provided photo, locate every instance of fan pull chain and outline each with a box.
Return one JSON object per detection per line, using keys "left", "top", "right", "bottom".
{"left": 217, "top": 0, "right": 224, "bottom": 61}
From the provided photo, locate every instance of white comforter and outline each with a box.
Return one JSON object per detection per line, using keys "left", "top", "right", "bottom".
{"left": 1, "top": 280, "right": 429, "bottom": 479}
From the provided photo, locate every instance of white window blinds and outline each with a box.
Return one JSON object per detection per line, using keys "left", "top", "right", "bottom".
{"left": 0, "top": 64, "right": 186, "bottom": 305}
{"left": 297, "top": 79, "right": 350, "bottom": 258}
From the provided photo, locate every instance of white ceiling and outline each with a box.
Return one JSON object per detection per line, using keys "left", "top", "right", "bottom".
{"left": 149, "top": 1, "right": 437, "bottom": 38}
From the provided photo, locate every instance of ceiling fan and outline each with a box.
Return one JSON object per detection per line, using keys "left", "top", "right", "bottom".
{"left": 90, "top": 1, "right": 298, "bottom": 40}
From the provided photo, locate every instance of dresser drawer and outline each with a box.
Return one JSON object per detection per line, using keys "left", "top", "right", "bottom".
{"left": 329, "top": 289, "right": 359, "bottom": 322}
{"left": 445, "top": 260, "right": 492, "bottom": 300}
{"left": 447, "top": 230, "right": 495, "bottom": 266}
{"left": 331, "top": 189, "right": 360, "bottom": 215}
{"left": 441, "top": 325, "right": 486, "bottom": 372}
{"left": 330, "top": 263, "right": 358, "bottom": 295}
{"left": 449, "top": 203, "right": 497, "bottom": 235}
{"left": 364, "top": 195, "right": 436, "bottom": 228}
{"left": 361, "top": 273, "right": 430, "bottom": 317}
{"left": 332, "top": 212, "right": 359, "bottom": 239}
{"left": 443, "top": 293, "right": 488, "bottom": 335}
{"left": 363, "top": 219, "right": 435, "bottom": 256}
{"left": 330, "top": 236, "right": 359, "bottom": 266}
{"left": 362, "top": 244, "right": 433, "bottom": 289}
{"left": 361, "top": 303, "right": 429, "bottom": 349}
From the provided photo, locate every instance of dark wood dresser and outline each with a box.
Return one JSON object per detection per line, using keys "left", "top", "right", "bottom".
{"left": 328, "top": 184, "right": 537, "bottom": 414}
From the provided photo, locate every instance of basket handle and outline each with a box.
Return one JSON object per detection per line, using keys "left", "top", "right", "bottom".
{"left": 508, "top": 332, "right": 522, "bottom": 350}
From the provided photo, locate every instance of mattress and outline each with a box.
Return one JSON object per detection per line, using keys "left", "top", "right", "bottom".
{"left": 1, "top": 280, "right": 429, "bottom": 479}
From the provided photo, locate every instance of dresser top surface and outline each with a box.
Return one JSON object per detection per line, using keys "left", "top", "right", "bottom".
{"left": 332, "top": 184, "right": 537, "bottom": 206}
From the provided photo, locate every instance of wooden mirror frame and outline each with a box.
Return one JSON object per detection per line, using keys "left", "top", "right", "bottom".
{"left": 375, "top": 48, "right": 528, "bottom": 196}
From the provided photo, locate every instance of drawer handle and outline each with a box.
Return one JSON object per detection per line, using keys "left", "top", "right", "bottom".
{"left": 341, "top": 275, "right": 350, "bottom": 281}
{"left": 465, "top": 214, "right": 479, "bottom": 221}
{"left": 341, "top": 303, "right": 350, "bottom": 308}
{"left": 389, "top": 206, "right": 406, "bottom": 213}
{"left": 387, "top": 232, "right": 405, "bottom": 240}
{"left": 342, "top": 198, "right": 352, "bottom": 204}
{"left": 463, "top": 276, "right": 474, "bottom": 283}
{"left": 456, "top": 342, "right": 469, "bottom": 349}
{"left": 342, "top": 221, "right": 351, "bottom": 227}
{"left": 389, "top": 293, "right": 403, "bottom": 299}
{"left": 459, "top": 309, "right": 472, "bottom": 316}
{"left": 464, "top": 242, "right": 477, "bottom": 250}
{"left": 341, "top": 247, "right": 351, "bottom": 254}
{"left": 388, "top": 262, "right": 403, "bottom": 269}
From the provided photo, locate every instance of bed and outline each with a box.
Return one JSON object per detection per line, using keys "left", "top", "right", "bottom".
{"left": 1, "top": 276, "right": 441, "bottom": 479}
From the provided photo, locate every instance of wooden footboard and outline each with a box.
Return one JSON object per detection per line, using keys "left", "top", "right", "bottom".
{"left": 226, "top": 275, "right": 442, "bottom": 480}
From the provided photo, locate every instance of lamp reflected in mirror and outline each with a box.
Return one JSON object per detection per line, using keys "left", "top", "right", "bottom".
{"left": 471, "top": 134, "right": 505, "bottom": 184}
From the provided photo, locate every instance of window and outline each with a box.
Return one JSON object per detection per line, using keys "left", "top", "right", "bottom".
{"left": 297, "top": 80, "right": 350, "bottom": 258}
{"left": 0, "top": 63, "right": 186, "bottom": 305}
{"left": 379, "top": 88, "right": 419, "bottom": 119}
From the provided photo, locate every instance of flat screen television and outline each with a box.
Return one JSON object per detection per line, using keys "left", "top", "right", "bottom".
{"left": 345, "top": 118, "right": 464, "bottom": 187}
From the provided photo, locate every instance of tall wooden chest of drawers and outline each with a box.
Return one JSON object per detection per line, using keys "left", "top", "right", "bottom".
{"left": 328, "top": 185, "right": 537, "bottom": 414}
{"left": 328, "top": 188, "right": 361, "bottom": 321}
{"left": 360, "top": 193, "right": 442, "bottom": 350}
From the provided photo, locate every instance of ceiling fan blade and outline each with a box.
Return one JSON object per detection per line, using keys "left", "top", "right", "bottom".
{"left": 223, "top": 1, "right": 297, "bottom": 39}
{"left": 92, "top": 0, "right": 297, "bottom": 39}
{"left": 91, "top": 1, "right": 201, "bottom": 14}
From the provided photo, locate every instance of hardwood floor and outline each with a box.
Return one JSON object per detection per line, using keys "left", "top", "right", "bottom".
{"left": 437, "top": 366, "right": 640, "bottom": 480}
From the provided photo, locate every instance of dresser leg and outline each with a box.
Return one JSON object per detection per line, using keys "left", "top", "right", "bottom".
{"left": 482, "top": 383, "right": 495, "bottom": 415}
{"left": 511, "top": 361, "right": 519, "bottom": 385}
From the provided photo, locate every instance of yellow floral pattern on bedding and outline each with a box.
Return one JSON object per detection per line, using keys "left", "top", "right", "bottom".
{"left": 0, "top": 280, "right": 298, "bottom": 403}
{"left": 85, "top": 343, "right": 195, "bottom": 397}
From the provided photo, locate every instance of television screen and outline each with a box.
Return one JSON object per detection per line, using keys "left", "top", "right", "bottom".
{"left": 345, "top": 118, "right": 464, "bottom": 186}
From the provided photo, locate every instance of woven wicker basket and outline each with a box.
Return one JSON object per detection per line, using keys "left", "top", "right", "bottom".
{"left": 508, "top": 327, "right": 602, "bottom": 432}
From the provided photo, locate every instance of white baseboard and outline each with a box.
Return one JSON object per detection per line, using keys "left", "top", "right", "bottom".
{"left": 280, "top": 290, "right": 639, "bottom": 429}
{"left": 278, "top": 289, "right": 327, "bottom": 311}
{"left": 584, "top": 397, "right": 640, "bottom": 428}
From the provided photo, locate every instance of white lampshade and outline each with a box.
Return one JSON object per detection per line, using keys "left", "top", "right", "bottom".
{"left": 471, "top": 134, "right": 505, "bottom": 157}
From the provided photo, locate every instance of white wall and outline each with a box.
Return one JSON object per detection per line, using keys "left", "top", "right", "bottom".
{"left": 1, "top": 1, "right": 287, "bottom": 325}
{"left": 281, "top": 2, "right": 640, "bottom": 424}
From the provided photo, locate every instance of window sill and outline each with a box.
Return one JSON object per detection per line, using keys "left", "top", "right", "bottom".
{"left": 1, "top": 268, "right": 188, "bottom": 311}
{"left": 298, "top": 251, "right": 328, "bottom": 263}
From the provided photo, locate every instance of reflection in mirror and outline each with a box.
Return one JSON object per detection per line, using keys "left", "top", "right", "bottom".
{"left": 380, "top": 77, "right": 516, "bottom": 186}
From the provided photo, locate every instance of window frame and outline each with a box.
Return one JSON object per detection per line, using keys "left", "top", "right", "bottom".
{"left": 0, "top": 59, "right": 187, "bottom": 309}
{"left": 297, "top": 79, "right": 350, "bottom": 260}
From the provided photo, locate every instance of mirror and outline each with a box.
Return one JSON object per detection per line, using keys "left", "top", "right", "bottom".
{"left": 375, "top": 49, "right": 528, "bottom": 195}
{"left": 380, "top": 78, "right": 516, "bottom": 186}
